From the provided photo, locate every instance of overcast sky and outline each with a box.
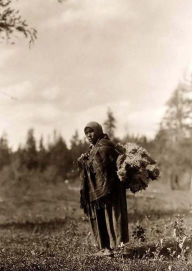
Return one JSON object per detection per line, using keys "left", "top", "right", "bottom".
{"left": 1, "top": 0, "right": 192, "bottom": 148}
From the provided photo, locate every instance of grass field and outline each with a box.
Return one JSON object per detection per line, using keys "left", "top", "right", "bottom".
{"left": 0, "top": 181, "right": 192, "bottom": 270}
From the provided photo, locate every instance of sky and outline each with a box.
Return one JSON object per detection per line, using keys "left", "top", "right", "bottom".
{"left": 1, "top": 0, "right": 192, "bottom": 149}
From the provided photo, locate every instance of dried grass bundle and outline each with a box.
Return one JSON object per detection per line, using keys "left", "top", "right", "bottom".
{"left": 116, "top": 143, "right": 159, "bottom": 193}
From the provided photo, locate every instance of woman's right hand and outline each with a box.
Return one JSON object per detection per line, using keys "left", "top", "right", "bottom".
{"left": 77, "top": 153, "right": 89, "bottom": 164}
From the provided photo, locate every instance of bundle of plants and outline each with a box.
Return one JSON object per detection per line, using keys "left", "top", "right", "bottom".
{"left": 116, "top": 143, "right": 159, "bottom": 193}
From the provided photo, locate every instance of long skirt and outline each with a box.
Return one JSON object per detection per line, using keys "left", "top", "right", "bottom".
{"left": 88, "top": 185, "right": 129, "bottom": 249}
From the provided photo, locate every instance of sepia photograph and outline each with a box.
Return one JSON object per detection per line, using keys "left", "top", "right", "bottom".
{"left": 0, "top": 0, "right": 192, "bottom": 270}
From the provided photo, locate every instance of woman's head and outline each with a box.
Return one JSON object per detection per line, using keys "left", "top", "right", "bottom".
{"left": 84, "top": 121, "right": 104, "bottom": 145}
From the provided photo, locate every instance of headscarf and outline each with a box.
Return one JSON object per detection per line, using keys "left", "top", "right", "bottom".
{"left": 84, "top": 121, "right": 104, "bottom": 139}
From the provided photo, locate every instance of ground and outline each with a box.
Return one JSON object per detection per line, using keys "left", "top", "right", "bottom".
{"left": 0, "top": 181, "right": 192, "bottom": 270}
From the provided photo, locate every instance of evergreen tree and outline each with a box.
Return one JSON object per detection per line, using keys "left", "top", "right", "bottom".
{"left": 70, "top": 130, "right": 88, "bottom": 160}
{"left": 69, "top": 130, "right": 89, "bottom": 178}
{"left": 0, "top": 133, "right": 11, "bottom": 170}
{"left": 24, "top": 129, "right": 38, "bottom": 170}
{"left": 103, "top": 108, "right": 116, "bottom": 140}
{"left": 48, "top": 135, "right": 72, "bottom": 179}
{"left": 38, "top": 136, "right": 47, "bottom": 171}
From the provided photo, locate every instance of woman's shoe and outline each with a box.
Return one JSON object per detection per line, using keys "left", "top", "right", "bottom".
{"left": 102, "top": 248, "right": 113, "bottom": 256}
{"left": 93, "top": 249, "right": 105, "bottom": 256}
{"left": 93, "top": 248, "right": 113, "bottom": 257}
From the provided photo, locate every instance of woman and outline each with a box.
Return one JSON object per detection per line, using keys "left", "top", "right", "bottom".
{"left": 78, "top": 121, "right": 128, "bottom": 256}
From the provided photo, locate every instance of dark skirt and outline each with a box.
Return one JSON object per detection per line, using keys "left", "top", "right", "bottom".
{"left": 88, "top": 184, "right": 129, "bottom": 249}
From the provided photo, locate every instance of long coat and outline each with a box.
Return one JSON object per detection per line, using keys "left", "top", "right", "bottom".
{"left": 79, "top": 136, "right": 129, "bottom": 249}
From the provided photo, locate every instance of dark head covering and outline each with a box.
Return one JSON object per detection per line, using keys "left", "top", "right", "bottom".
{"left": 84, "top": 121, "right": 104, "bottom": 138}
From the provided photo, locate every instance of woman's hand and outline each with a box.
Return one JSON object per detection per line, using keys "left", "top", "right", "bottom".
{"left": 77, "top": 153, "right": 89, "bottom": 165}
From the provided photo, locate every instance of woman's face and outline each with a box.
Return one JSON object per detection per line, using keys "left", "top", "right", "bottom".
{"left": 85, "top": 127, "right": 98, "bottom": 145}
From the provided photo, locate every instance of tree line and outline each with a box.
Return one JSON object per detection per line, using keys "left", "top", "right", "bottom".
{"left": 1, "top": 83, "right": 192, "bottom": 194}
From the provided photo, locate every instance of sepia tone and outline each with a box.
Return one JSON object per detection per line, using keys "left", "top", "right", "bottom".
{"left": 0, "top": 0, "right": 192, "bottom": 270}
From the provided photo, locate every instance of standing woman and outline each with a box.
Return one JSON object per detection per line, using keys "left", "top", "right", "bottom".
{"left": 78, "top": 121, "right": 128, "bottom": 256}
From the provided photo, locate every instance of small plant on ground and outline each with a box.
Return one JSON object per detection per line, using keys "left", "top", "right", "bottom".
{"left": 132, "top": 224, "right": 146, "bottom": 243}
{"left": 164, "top": 215, "right": 190, "bottom": 265}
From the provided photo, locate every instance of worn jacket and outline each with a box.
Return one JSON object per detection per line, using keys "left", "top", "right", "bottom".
{"left": 79, "top": 135, "right": 119, "bottom": 214}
